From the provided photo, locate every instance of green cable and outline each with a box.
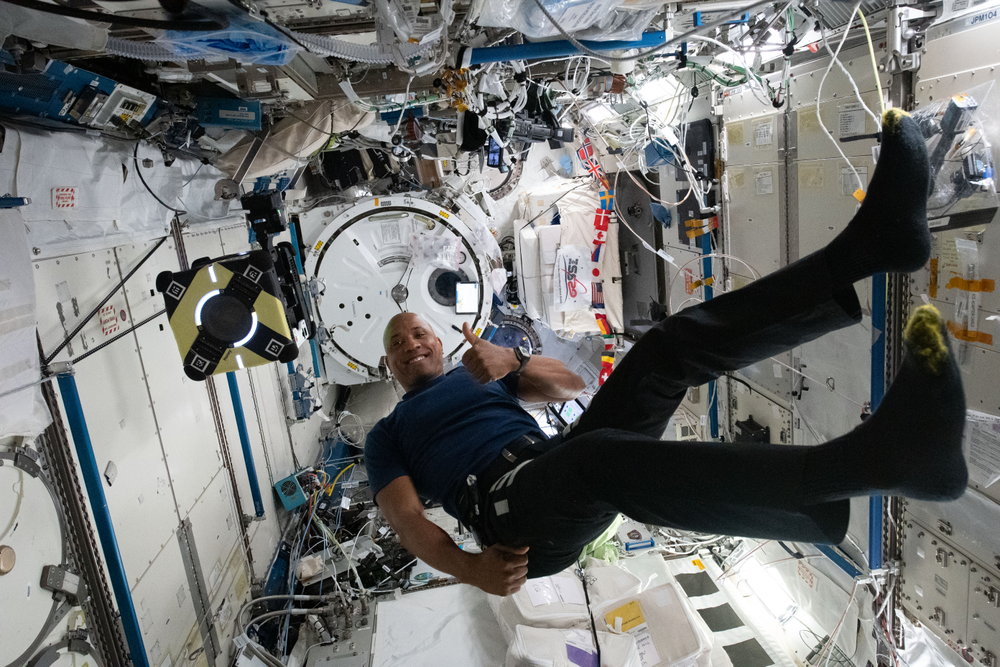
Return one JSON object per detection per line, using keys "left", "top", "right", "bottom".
{"left": 689, "top": 63, "right": 747, "bottom": 87}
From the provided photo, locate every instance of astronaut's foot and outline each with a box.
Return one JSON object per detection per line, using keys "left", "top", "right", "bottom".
{"left": 824, "top": 109, "right": 931, "bottom": 287}
{"left": 803, "top": 306, "right": 966, "bottom": 503}
{"left": 871, "top": 305, "right": 967, "bottom": 500}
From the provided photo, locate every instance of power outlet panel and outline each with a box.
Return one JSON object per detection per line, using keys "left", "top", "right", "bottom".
{"left": 970, "top": 566, "right": 1000, "bottom": 667}
{"left": 900, "top": 518, "right": 972, "bottom": 646}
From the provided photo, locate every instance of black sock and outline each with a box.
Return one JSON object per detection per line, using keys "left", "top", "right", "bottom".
{"left": 824, "top": 110, "right": 932, "bottom": 289}
{"left": 802, "top": 305, "right": 967, "bottom": 503}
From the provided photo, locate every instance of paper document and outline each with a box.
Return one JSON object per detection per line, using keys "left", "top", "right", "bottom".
{"left": 964, "top": 410, "right": 1000, "bottom": 488}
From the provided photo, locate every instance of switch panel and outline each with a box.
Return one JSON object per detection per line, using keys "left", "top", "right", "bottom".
{"left": 970, "top": 565, "right": 1000, "bottom": 667}
{"left": 900, "top": 519, "right": 971, "bottom": 646}
{"left": 904, "top": 494, "right": 1000, "bottom": 576}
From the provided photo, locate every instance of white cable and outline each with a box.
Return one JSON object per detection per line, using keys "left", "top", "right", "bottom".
{"left": 820, "top": 25, "right": 880, "bottom": 127}
{"left": 816, "top": 3, "right": 864, "bottom": 193}
{"left": 391, "top": 76, "right": 415, "bottom": 139}
{"left": 318, "top": 517, "right": 367, "bottom": 594}
{"left": 0, "top": 375, "right": 54, "bottom": 401}
{"left": 819, "top": 580, "right": 861, "bottom": 667}
{"left": 348, "top": 520, "right": 373, "bottom": 561}
{"left": 683, "top": 34, "right": 773, "bottom": 107}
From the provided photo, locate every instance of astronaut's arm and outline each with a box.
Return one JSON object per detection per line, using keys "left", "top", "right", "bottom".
{"left": 376, "top": 476, "right": 529, "bottom": 596}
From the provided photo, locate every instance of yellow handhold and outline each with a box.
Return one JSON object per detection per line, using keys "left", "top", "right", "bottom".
{"left": 853, "top": 188, "right": 866, "bottom": 203}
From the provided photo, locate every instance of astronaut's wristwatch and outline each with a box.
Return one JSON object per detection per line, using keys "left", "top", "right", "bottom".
{"left": 513, "top": 345, "right": 531, "bottom": 376}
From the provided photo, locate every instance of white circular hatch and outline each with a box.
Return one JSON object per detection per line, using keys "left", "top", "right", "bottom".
{"left": 0, "top": 456, "right": 66, "bottom": 667}
{"left": 301, "top": 196, "right": 495, "bottom": 385}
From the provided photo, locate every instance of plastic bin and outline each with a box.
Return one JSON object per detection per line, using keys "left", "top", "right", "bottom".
{"left": 600, "top": 583, "right": 712, "bottom": 667}
{"left": 492, "top": 565, "right": 642, "bottom": 643}
{"left": 506, "top": 625, "right": 641, "bottom": 667}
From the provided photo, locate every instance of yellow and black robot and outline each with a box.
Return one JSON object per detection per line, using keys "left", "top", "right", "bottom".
{"left": 156, "top": 250, "right": 298, "bottom": 381}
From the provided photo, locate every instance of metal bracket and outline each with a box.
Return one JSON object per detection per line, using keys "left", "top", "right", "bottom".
{"left": 218, "top": 126, "right": 272, "bottom": 197}
{"left": 236, "top": 66, "right": 282, "bottom": 101}
{"left": 12, "top": 446, "right": 43, "bottom": 478}
{"left": 24, "top": 608, "right": 90, "bottom": 667}
{"left": 882, "top": 4, "right": 934, "bottom": 74}
{"left": 187, "top": 58, "right": 242, "bottom": 74}
{"left": 40, "top": 564, "right": 89, "bottom": 604}
{"left": 177, "top": 518, "right": 221, "bottom": 667}
{"left": 46, "top": 361, "right": 74, "bottom": 377}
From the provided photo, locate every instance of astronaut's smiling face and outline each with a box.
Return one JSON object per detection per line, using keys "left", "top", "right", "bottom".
{"left": 384, "top": 313, "right": 444, "bottom": 392}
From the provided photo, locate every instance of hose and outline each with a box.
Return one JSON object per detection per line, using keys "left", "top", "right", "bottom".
{"left": 104, "top": 36, "right": 214, "bottom": 61}
{"left": 237, "top": 594, "right": 337, "bottom": 634}
{"left": 104, "top": 32, "right": 435, "bottom": 65}
{"left": 288, "top": 30, "right": 436, "bottom": 64}
{"left": 246, "top": 606, "right": 338, "bottom": 632}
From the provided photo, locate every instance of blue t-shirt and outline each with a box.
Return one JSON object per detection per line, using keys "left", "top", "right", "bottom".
{"left": 364, "top": 366, "right": 544, "bottom": 518}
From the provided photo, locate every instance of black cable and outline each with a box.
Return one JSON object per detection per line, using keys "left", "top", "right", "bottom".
{"left": 44, "top": 235, "right": 169, "bottom": 364}
{"left": 0, "top": 0, "right": 227, "bottom": 30}
{"left": 526, "top": 181, "right": 589, "bottom": 225}
{"left": 578, "top": 569, "right": 602, "bottom": 664}
{"left": 727, "top": 375, "right": 756, "bottom": 396}
{"left": 777, "top": 541, "right": 804, "bottom": 559}
{"left": 133, "top": 143, "right": 187, "bottom": 214}
{"left": 800, "top": 628, "right": 855, "bottom": 666}
{"left": 71, "top": 310, "right": 166, "bottom": 364}
{"left": 264, "top": 16, "right": 315, "bottom": 52}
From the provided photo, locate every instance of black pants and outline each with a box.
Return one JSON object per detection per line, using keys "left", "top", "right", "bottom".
{"left": 483, "top": 250, "right": 862, "bottom": 578}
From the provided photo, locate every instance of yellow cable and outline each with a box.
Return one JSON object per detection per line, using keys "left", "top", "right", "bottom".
{"left": 328, "top": 463, "right": 356, "bottom": 496}
{"left": 857, "top": 10, "right": 886, "bottom": 117}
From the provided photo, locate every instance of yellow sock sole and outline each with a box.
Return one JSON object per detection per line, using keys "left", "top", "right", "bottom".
{"left": 882, "top": 108, "right": 911, "bottom": 134}
{"left": 904, "top": 305, "right": 949, "bottom": 374}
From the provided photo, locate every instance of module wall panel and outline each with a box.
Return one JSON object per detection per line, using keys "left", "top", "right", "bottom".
{"left": 34, "top": 250, "right": 178, "bottom": 586}
{"left": 129, "top": 538, "right": 199, "bottom": 667}
{"left": 722, "top": 111, "right": 784, "bottom": 167}
{"left": 116, "top": 241, "right": 225, "bottom": 519}
{"left": 216, "top": 367, "right": 284, "bottom": 581}
{"left": 725, "top": 162, "right": 785, "bottom": 279}
{"left": 186, "top": 468, "right": 243, "bottom": 601}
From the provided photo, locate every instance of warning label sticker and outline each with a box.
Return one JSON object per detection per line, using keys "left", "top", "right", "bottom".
{"left": 100, "top": 304, "right": 121, "bottom": 336}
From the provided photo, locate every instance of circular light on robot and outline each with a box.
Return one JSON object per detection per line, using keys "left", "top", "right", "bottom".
{"left": 194, "top": 289, "right": 221, "bottom": 326}
{"left": 232, "top": 312, "right": 259, "bottom": 348}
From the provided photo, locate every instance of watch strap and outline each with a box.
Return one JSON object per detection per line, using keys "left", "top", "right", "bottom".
{"left": 514, "top": 346, "right": 530, "bottom": 375}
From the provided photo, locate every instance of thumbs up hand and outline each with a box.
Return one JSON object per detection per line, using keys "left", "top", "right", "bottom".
{"left": 461, "top": 322, "right": 519, "bottom": 384}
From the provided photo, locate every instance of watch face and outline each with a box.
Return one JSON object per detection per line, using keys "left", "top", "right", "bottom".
{"left": 491, "top": 315, "right": 541, "bottom": 354}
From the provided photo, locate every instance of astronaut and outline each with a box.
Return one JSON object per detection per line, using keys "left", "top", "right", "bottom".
{"left": 364, "top": 111, "right": 968, "bottom": 596}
